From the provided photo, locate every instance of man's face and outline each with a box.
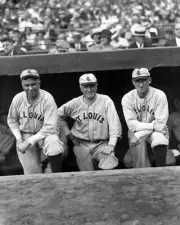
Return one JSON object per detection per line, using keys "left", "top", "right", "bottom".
{"left": 93, "top": 34, "right": 100, "bottom": 44}
{"left": 132, "top": 77, "right": 151, "bottom": 96}
{"left": 100, "top": 37, "right": 109, "bottom": 45}
{"left": 175, "top": 23, "right": 180, "bottom": 38}
{"left": 3, "top": 41, "right": 13, "bottom": 53}
{"left": 80, "top": 83, "right": 97, "bottom": 100}
{"left": 21, "top": 78, "right": 40, "bottom": 99}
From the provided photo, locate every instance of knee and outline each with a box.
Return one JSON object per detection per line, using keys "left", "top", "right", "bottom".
{"left": 44, "top": 134, "right": 64, "bottom": 156}
{"left": 151, "top": 132, "right": 169, "bottom": 148}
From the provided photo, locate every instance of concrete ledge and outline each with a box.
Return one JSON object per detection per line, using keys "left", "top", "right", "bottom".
{"left": 0, "top": 47, "right": 180, "bottom": 76}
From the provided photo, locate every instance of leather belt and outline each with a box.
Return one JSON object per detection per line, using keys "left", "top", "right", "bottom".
{"left": 80, "top": 139, "right": 106, "bottom": 143}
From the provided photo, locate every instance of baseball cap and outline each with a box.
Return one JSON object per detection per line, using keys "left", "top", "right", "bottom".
{"left": 132, "top": 68, "right": 150, "bottom": 80}
{"left": 20, "top": 69, "right": 40, "bottom": 80}
{"left": 79, "top": 73, "right": 97, "bottom": 85}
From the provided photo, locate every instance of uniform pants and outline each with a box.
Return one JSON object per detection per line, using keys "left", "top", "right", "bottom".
{"left": 73, "top": 141, "right": 118, "bottom": 171}
{"left": 17, "top": 133, "right": 64, "bottom": 175}
{"left": 124, "top": 130, "right": 169, "bottom": 168}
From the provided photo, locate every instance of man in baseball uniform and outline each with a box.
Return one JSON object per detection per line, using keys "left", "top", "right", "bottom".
{"left": 122, "top": 68, "right": 169, "bottom": 168}
{"left": 7, "top": 69, "right": 64, "bottom": 174}
{"left": 58, "top": 73, "right": 122, "bottom": 171}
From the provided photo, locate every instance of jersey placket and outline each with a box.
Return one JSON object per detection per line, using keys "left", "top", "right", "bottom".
{"left": 28, "top": 104, "right": 35, "bottom": 134}
{"left": 141, "top": 99, "right": 147, "bottom": 122}
{"left": 87, "top": 105, "right": 94, "bottom": 142}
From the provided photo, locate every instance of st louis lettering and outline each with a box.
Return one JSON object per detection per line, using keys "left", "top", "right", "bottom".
{"left": 82, "top": 112, "right": 104, "bottom": 123}
{"left": 75, "top": 115, "right": 82, "bottom": 124}
{"left": 133, "top": 105, "right": 154, "bottom": 116}
{"left": 23, "top": 111, "right": 44, "bottom": 121}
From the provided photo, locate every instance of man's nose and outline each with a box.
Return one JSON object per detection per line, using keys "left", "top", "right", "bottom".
{"left": 28, "top": 86, "right": 33, "bottom": 90}
{"left": 139, "top": 82, "right": 144, "bottom": 86}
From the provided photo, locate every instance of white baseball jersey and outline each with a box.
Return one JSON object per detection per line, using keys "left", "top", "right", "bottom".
{"left": 7, "top": 89, "right": 59, "bottom": 146}
{"left": 121, "top": 86, "right": 169, "bottom": 140}
{"left": 168, "top": 112, "right": 180, "bottom": 142}
{"left": 58, "top": 94, "right": 122, "bottom": 146}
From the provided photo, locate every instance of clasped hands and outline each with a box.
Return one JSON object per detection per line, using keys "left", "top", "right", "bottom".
{"left": 129, "top": 121, "right": 168, "bottom": 148}
{"left": 16, "top": 139, "right": 32, "bottom": 154}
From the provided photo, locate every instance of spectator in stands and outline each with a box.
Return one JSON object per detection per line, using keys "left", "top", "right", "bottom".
{"left": 87, "top": 28, "right": 101, "bottom": 51}
{"left": 48, "top": 39, "right": 73, "bottom": 54}
{"left": 31, "top": 17, "right": 44, "bottom": 32}
{"left": 70, "top": 32, "right": 87, "bottom": 51}
{"left": 157, "top": 27, "right": 174, "bottom": 47}
{"left": 17, "top": 33, "right": 32, "bottom": 51}
{"left": 33, "top": 30, "right": 47, "bottom": 50}
{"left": 110, "top": 30, "right": 129, "bottom": 49}
{"left": 164, "top": 22, "right": 180, "bottom": 46}
{"left": 24, "top": 26, "right": 36, "bottom": 46}
{"left": 99, "top": 29, "right": 114, "bottom": 51}
{"left": 9, "top": 28, "right": 21, "bottom": 45}
{"left": 2, "top": 37, "right": 27, "bottom": 56}
{"left": 129, "top": 26, "right": 152, "bottom": 48}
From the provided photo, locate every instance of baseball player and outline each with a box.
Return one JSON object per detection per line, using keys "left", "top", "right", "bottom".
{"left": 121, "top": 68, "right": 169, "bottom": 168}
{"left": 57, "top": 73, "right": 122, "bottom": 171}
{"left": 168, "top": 96, "right": 180, "bottom": 149}
{"left": 0, "top": 110, "right": 15, "bottom": 163}
{"left": 7, "top": 69, "right": 64, "bottom": 174}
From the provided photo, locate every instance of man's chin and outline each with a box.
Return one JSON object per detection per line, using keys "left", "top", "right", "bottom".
{"left": 87, "top": 94, "right": 95, "bottom": 99}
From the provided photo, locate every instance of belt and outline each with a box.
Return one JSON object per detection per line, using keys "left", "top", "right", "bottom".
{"left": 21, "top": 131, "right": 36, "bottom": 135}
{"left": 80, "top": 139, "right": 107, "bottom": 143}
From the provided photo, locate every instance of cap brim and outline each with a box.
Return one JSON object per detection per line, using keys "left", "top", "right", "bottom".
{"left": 21, "top": 75, "right": 40, "bottom": 80}
{"left": 80, "top": 82, "right": 97, "bottom": 85}
{"left": 132, "top": 76, "right": 150, "bottom": 80}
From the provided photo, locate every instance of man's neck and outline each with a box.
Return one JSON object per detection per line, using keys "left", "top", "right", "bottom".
{"left": 83, "top": 95, "right": 97, "bottom": 105}
{"left": 27, "top": 93, "right": 39, "bottom": 104}
{"left": 137, "top": 90, "right": 149, "bottom": 98}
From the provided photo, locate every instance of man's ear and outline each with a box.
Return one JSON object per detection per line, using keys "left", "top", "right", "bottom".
{"left": 132, "top": 80, "right": 135, "bottom": 86}
{"left": 149, "top": 77, "right": 152, "bottom": 84}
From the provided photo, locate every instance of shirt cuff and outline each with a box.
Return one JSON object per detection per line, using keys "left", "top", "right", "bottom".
{"left": 28, "top": 135, "right": 39, "bottom": 146}
{"left": 108, "top": 137, "right": 118, "bottom": 147}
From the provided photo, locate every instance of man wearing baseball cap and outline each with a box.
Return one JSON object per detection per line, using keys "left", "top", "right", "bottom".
{"left": 121, "top": 68, "right": 170, "bottom": 168}
{"left": 7, "top": 69, "right": 65, "bottom": 174}
{"left": 58, "top": 73, "right": 122, "bottom": 171}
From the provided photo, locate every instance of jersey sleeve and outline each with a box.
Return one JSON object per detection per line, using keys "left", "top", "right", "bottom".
{"left": 7, "top": 96, "right": 22, "bottom": 141}
{"left": 57, "top": 100, "right": 74, "bottom": 136}
{"left": 28, "top": 96, "right": 59, "bottom": 146}
{"left": 121, "top": 95, "right": 154, "bottom": 133}
{"left": 106, "top": 98, "right": 122, "bottom": 146}
{"left": 154, "top": 92, "right": 169, "bottom": 125}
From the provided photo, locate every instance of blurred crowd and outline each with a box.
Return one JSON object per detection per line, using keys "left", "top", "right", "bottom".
{"left": 0, "top": 0, "right": 179, "bottom": 55}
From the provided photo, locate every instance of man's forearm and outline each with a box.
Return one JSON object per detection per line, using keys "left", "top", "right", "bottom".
{"left": 134, "top": 130, "right": 153, "bottom": 140}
